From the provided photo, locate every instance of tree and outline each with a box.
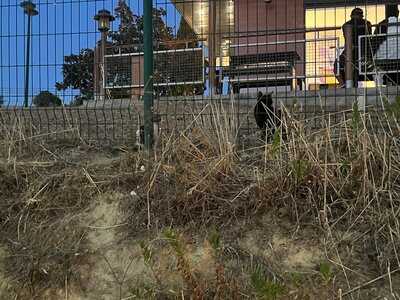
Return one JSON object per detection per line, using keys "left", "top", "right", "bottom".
{"left": 176, "top": 17, "right": 199, "bottom": 48}
{"left": 33, "top": 91, "right": 62, "bottom": 107}
{"left": 55, "top": 48, "right": 94, "bottom": 102}
{"left": 137, "top": 8, "right": 174, "bottom": 50}
{"left": 109, "top": 0, "right": 141, "bottom": 47}
{"left": 110, "top": 0, "right": 173, "bottom": 50}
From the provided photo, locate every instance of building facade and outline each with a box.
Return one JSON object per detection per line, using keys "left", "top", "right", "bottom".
{"left": 93, "top": 0, "right": 399, "bottom": 98}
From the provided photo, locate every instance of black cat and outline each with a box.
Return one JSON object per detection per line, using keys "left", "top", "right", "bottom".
{"left": 254, "top": 92, "right": 282, "bottom": 141}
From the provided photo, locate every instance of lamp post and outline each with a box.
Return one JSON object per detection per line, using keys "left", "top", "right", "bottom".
{"left": 94, "top": 9, "right": 115, "bottom": 100}
{"left": 20, "top": 1, "right": 38, "bottom": 108}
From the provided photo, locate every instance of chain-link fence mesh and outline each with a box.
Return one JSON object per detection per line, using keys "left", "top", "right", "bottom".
{"left": 1, "top": 1, "right": 400, "bottom": 145}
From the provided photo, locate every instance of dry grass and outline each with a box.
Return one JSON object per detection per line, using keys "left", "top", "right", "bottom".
{"left": 0, "top": 99, "right": 400, "bottom": 299}
{"left": 120, "top": 101, "right": 400, "bottom": 297}
{"left": 0, "top": 124, "right": 94, "bottom": 298}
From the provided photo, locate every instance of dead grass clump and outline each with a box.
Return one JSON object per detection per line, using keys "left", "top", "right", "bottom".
{"left": 122, "top": 126, "right": 263, "bottom": 231}
{"left": 0, "top": 136, "right": 97, "bottom": 298}
{"left": 269, "top": 111, "right": 400, "bottom": 275}
{"left": 0, "top": 164, "right": 22, "bottom": 202}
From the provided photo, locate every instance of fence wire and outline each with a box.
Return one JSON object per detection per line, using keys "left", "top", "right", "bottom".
{"left": 1, "top": 1, "right": 400, "bottom": 145}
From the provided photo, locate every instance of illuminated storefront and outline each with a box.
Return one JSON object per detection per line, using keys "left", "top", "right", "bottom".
{"left": 95, "top": 1, "right": 399, "bottom": 97}
{"left": 305, "top": 3, "right": 392, "bottom": 87}
{"left": 171, "top": 1, "right": 396, "bottom": 92}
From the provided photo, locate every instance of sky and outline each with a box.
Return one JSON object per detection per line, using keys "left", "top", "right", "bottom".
{"left": 0, "top": 0, "right": 182, "bottom": 105}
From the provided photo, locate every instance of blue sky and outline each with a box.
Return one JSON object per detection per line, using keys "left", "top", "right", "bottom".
{"left": 0, "top": 0, "right": 182, "bottom": 105}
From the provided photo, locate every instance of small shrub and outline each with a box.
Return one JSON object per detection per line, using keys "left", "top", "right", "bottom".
{"left": 33, "top": 91, "right": 62, "bottom": 107}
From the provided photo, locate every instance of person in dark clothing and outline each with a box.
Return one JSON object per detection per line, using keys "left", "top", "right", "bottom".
{"left": 375, "top": 4, "right": 399, "bottom": 35}
{"left": 339, "top": 8, "right": 373, "bottom": 87}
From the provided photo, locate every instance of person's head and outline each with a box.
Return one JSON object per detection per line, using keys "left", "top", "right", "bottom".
{"left": 386, "top": 4, "right": 399, "bottom": 18}
{"left": 351, "top": 8, "right": 364, "bottom": 20}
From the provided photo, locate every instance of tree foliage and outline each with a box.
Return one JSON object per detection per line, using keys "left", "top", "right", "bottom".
{"left": 55, "top": 48, "right": 94, "bottom": 102}
{"left": 33, "top": 91, "right": 62, "bottom": 107}
{"left": 176, "top": 17, "right": 199, "bottom": 48}
{"left": 109, "top": 0, "right": 141, "bottom": 46}
{"left": 137, "top": 8, "right": 174, "bottom": 50}
{"left": 110, "top": 0, "right": 173, "bottom": 50}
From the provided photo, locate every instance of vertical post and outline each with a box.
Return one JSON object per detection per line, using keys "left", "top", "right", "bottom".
{"left": 101, "top": 31, "right": 106, "bottom": 100}
{"left": 208, "top": 0, "right": 216, "bottom": 96}
{"left": 144, "top": 0, "right": 154, "bottom": 150}
{"left": 24, "top": 15, "right": 31, "bottom": 108}
{"left": 343, "top": 24, "right": 354, "bottom": 88}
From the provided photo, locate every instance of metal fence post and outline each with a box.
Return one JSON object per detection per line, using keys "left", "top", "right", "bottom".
{"left": 143, "top": 0, "right": 154, "bottom": 150}
{"left": 208, "top": 0, "right": 216, "bottom": 96}
{"left": 343, "top": 24, "right": 354, "bottom": 88}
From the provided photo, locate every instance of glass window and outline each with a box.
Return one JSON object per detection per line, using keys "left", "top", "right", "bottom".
{"left": 305, "top": 5, "right": 386, "bottom": 87}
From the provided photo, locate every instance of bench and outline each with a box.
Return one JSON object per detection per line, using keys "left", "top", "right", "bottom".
{"left": 225, "top": 51, "right": 301, "bottom": 93}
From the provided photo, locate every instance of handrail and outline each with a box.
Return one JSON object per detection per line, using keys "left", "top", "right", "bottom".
{"left": 222, "top": 23, "right": 385, "bottom": 40}
{"left": 230, "top": 37, "right": 339, "bottom": 48}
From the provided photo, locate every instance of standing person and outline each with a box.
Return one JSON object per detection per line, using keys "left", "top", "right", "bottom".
{"left": 341, "top": 8, "right": 372, "bottom": 87}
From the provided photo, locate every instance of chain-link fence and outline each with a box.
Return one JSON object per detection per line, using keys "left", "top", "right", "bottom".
{"left": 1, "top": 1, "right": 400, "bottom": 145}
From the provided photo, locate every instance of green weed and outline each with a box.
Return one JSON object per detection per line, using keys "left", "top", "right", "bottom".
{"left": 251, "top": 266, "right": 284, "bottom": 300}
{"left": 207, "top": 228, "right": 221, "bottom": 252}
{"left": 291, "top": 159, "right": 310, "bottom": 183}
{"left": 319, "top": 262, "right": 333, "bottom": 283}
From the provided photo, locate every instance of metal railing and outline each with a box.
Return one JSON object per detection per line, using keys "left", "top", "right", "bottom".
{"left": 359, "top": 31, "right": 400, "bottom": 76}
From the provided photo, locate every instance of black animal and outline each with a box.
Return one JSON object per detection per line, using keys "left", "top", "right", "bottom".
{"left": 136, "top": 114, "right": 162, "bottom": 149}
{"left": 254, "top": 92, "right": 283, "bottom": 142}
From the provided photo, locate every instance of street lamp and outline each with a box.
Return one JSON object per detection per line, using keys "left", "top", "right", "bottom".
{"left": 94, "top": 9, "right": 114, "bottom": 32}
{"left": 20, "top": 1, "right": 38, "bottom": 108}
{"left": 94, "top": 10, "right": 115, "bottom": 100}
